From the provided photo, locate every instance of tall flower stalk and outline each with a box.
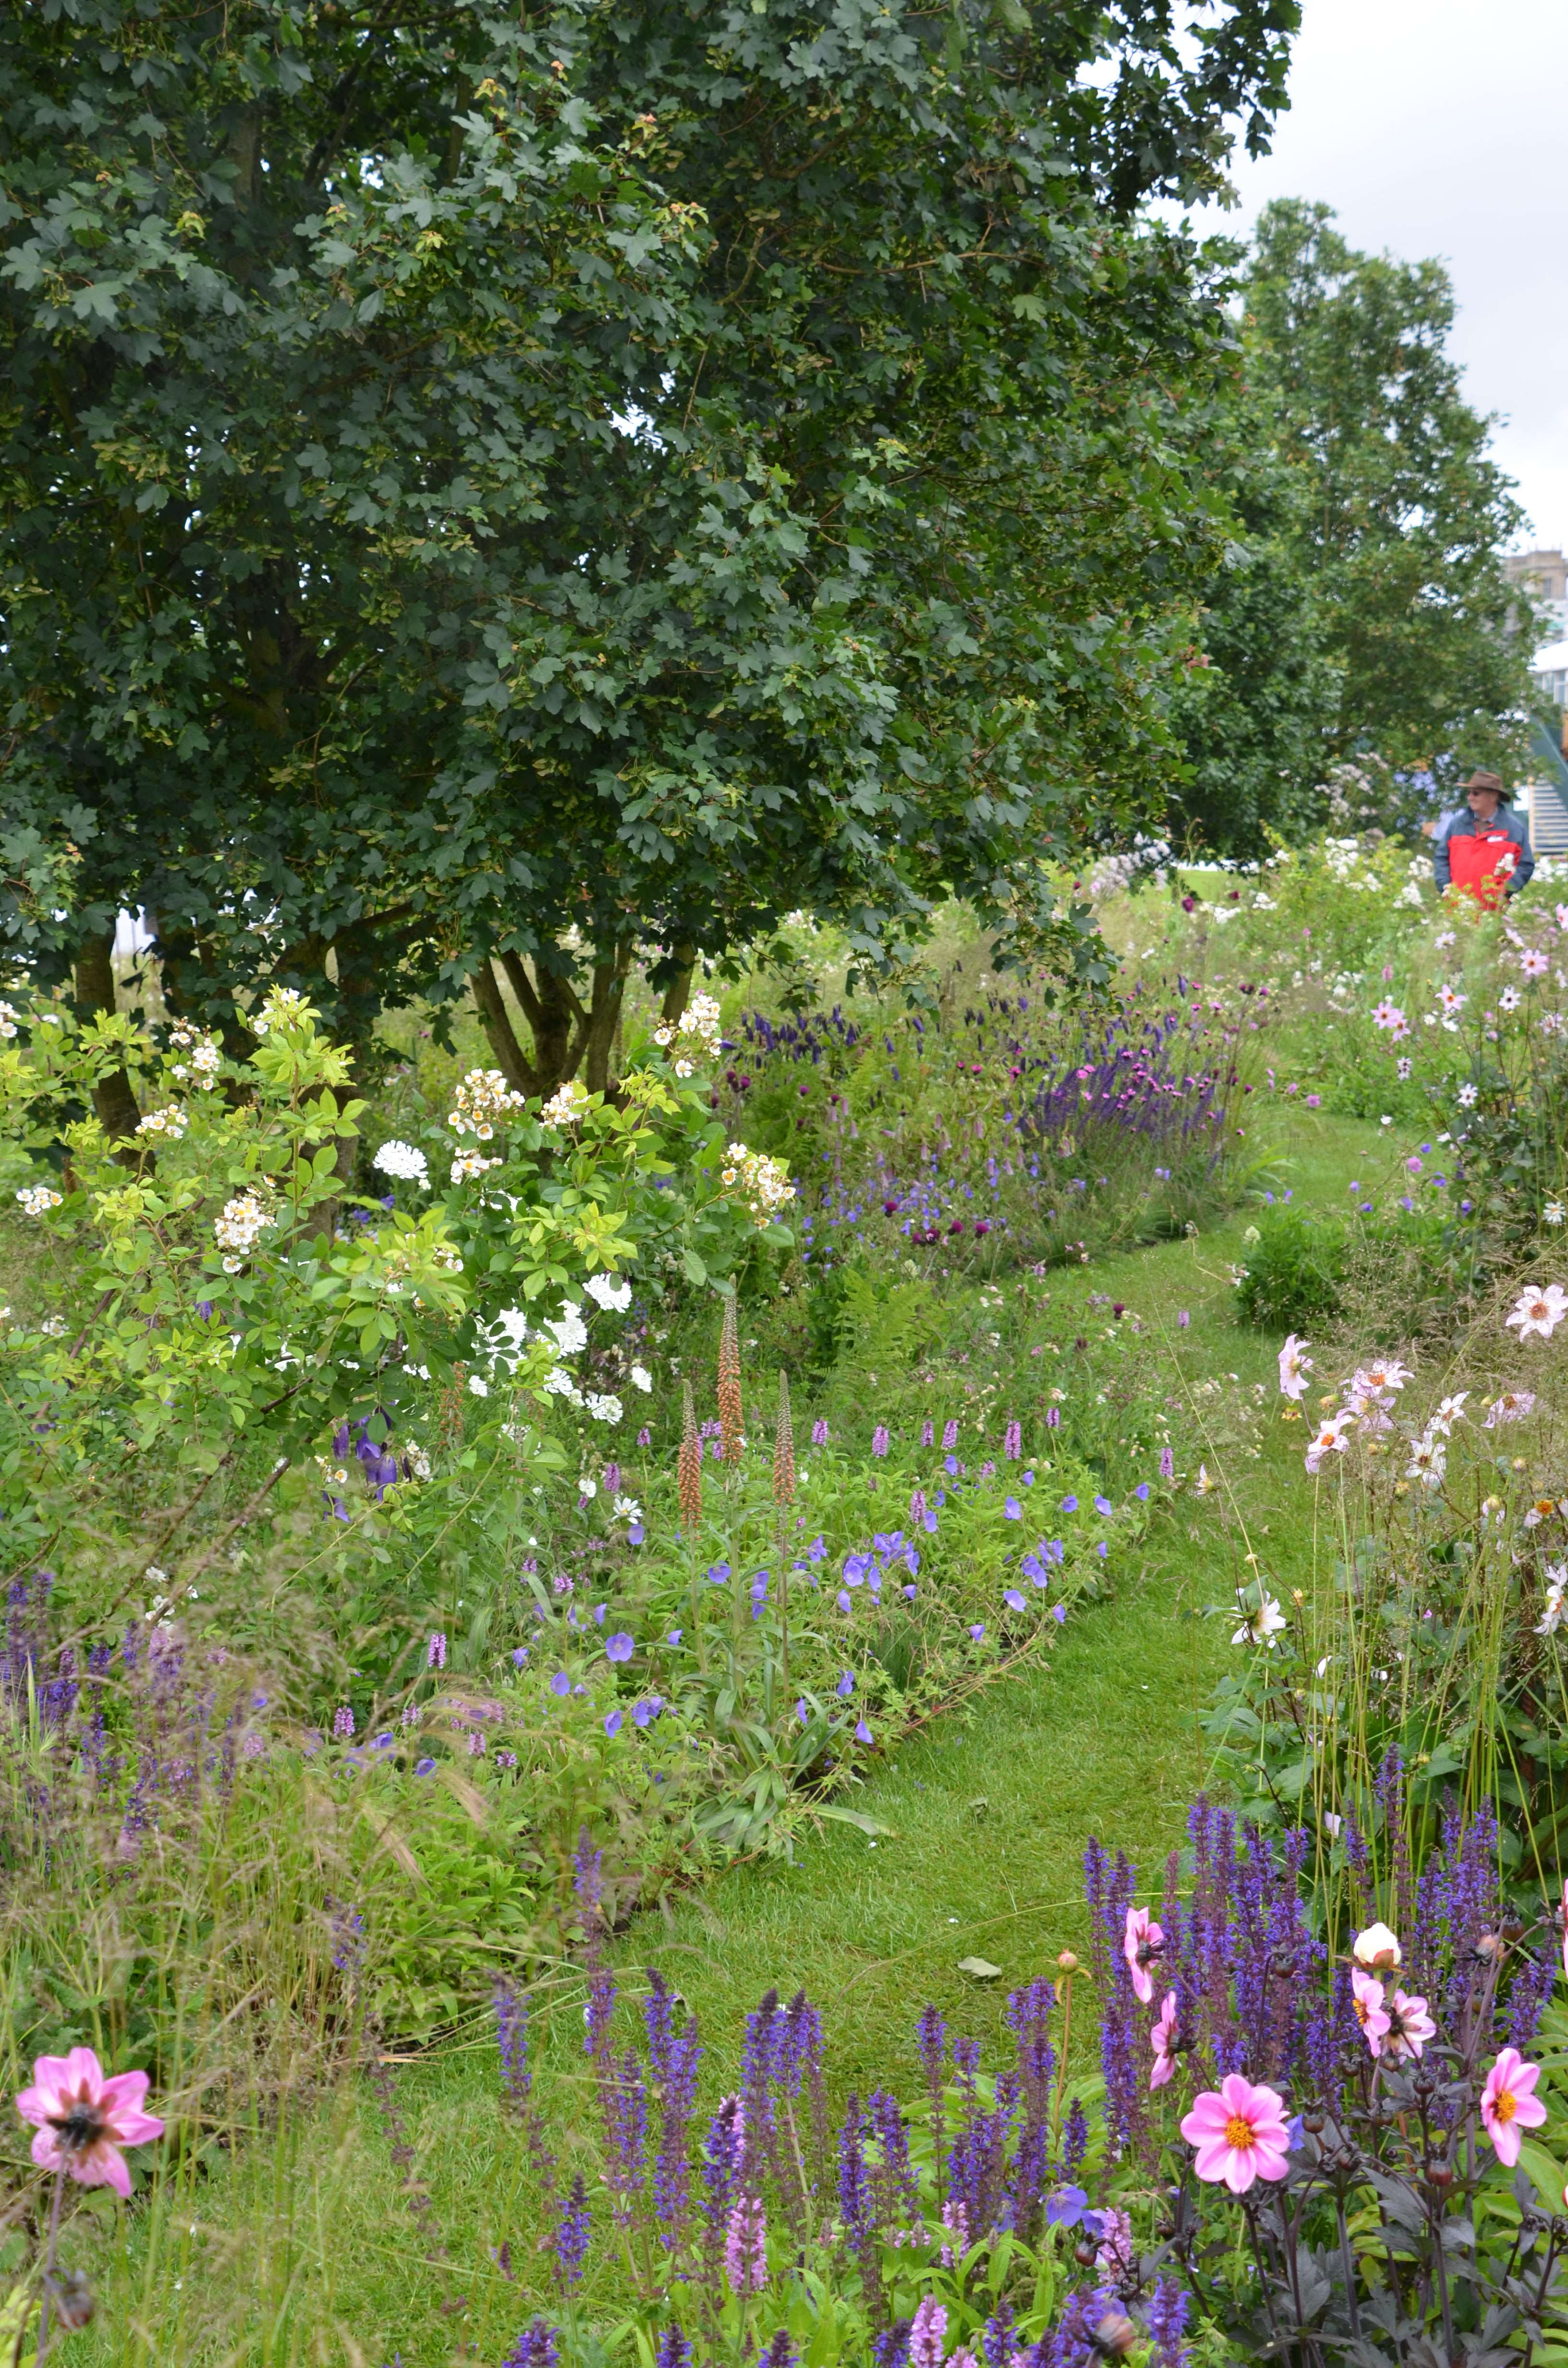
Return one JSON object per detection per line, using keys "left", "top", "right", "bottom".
{"left": 717, "top": 1293, "right": 744, "bottom": 1466}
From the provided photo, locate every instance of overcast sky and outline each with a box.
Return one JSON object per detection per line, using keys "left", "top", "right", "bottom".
{"left": 1178, "top": 0, "right": 1568, "bottom": 555}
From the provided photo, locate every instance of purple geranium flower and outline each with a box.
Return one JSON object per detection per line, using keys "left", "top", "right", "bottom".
{"left": 605, "top": 1633, "right": 634, "bottom": 1664}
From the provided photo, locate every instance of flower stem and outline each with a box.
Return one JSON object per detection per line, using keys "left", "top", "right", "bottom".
{"left": 35, "top": 2168, "right": 65, "bottom": 2364}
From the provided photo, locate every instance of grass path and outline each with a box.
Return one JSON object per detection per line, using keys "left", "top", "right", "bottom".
{"left": 604, "top": 1110, "right": 1387, "bottom": 2090}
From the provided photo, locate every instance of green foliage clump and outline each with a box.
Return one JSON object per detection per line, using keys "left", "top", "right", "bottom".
{"left": 1233, "top": 1208, "right": 1346, "bottom": 1332}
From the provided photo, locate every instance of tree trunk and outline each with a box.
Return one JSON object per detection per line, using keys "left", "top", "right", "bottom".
{"left": 580, "top": 951, "right": 632, "bottom": 1095}
{"left": 72, "top": 934, "right": 143, "bottom": 1143}
{"left": 473, "top": 946, "right": 631, "bottom": 1099}
{"left": 660, "top": 946, "right": 697, "bottom": 1029}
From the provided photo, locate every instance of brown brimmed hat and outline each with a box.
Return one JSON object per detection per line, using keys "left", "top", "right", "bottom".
{"left": 1461, "top": 768, "right": 1508, "bottom": 799}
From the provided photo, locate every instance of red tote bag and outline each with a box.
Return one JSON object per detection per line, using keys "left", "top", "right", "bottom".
{"left": 1447, "top": 827, "right": 1519, "bottom": 907}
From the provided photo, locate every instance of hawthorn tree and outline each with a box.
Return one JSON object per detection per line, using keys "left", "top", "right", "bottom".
{"left": 1, "top": 0, "right": 1299, "bottom": 1114}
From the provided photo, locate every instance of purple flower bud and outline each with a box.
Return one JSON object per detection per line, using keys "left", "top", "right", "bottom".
{"left": 942, "top": 1419, "right": 959, "bottom": 1450}
{"left": 855, "top": 1719, "right": 873, "bottom": 1745}
{"left": 605, "top": 1709, "right": 622, "bottom": 1736}
{"left": 1046, "top": 1406, "right": 1060, "bottom": 1429}
{"left": 811, "top": 1418, "right": 829, "bottom": 1446}
{"left": 871, "top": 1425, "right": 889, "bottom": 1457}
{"left": 332, "top": 1704, "right": 355, "bottom": 1739}
{"left": 637, "top": 1426, "right": 651, "bottom": 1446}
{"left": 427, "top": 1630, "right": 447, "bottom": 1669}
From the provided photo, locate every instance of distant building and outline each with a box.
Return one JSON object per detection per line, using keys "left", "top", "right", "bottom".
{"left": 1506, "top": 548, "right": 1568, "bottom": 641}
{"left": 1523, "top": 631, "right": 1568, "bottom": 855}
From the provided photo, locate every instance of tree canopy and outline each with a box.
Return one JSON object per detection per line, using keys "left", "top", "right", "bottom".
{"left": 1169, "top": 197, "right": 1535, "bottom": 857}
{"left": 1, "top": 0, "right": 1300, "bottom": 1097}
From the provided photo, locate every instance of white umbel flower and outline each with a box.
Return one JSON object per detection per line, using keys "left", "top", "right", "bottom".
{"left": 373, "top": 1140, "right": 429, "bottom": 1186}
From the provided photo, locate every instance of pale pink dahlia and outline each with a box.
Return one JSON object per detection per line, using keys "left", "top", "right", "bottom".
{"left": 1150, "top": 1992, "right": 1179, "bottom": 2091}
{"left": 1480, "top": 2047, "right": 1546, "bottom": 2168}
{"left": 1180, "top": 2073, "right": 1291, "bottom": 2194}
{"left": 1350, "top": 1968, "right": 1391, "bottom": 2058}
{"left": 1123, "top": 1904, "right": 1164, "bottom": 2005}
{"left": 1384, "top": 1988, "right": 1436, "bottom": 2062}
{"left": 15, "top": 2047, "right": 164, "bottom": 2199}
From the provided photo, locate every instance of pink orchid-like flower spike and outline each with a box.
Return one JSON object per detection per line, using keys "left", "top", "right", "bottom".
{"left": 1180, "top": 2073, "right": 1291, "bottom": 2194}
{"left": 1561, "top": 1880, "right": 1568, "bottom": 1985}
{"left": 1480, "top": 2047, "right": 1547, "bottom": 2168}
{"left": 1150, "top": 1992, "right": 1179, "bottom": 2091}
{"left": 15, "top": 2047, "right": 164, "bottom": 2200}
{"left": 1351, "top": 1968, "right": 1391, "bottom": 2058}
{"left": 1123, "top": 1904, "right": 1164, "bottom": 2006}
{"left": 1384, "top": 1988, "right": 1436, "bottom": 2061}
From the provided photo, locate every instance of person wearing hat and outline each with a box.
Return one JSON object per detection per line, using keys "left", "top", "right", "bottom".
{"left": 1432, "top": 770, "right": 1533, "bottom": 903}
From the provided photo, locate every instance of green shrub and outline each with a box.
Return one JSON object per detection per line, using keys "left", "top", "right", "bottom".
{"left": 1233, "top": 1208, "right": 1347, "bottom": 1330}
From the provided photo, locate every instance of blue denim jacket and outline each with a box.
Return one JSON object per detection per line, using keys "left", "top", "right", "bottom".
{"left": 1432, "top": 805, "right": 1534, "bottom": 894}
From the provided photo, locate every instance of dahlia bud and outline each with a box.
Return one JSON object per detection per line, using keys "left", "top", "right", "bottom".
{"left": 43, "top": 2271, "right": 95, "bottom": 2331}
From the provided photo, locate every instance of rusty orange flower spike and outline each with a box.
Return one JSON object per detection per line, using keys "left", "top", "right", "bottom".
{"left": 717, "top": 1290, "right": 744, "bottom": 1464}
{"left": 773, "top": 1369, "right": 796, "bottom": 1509}
{"left": 678, "top": 1381, "right": 702, "bottom": 1526}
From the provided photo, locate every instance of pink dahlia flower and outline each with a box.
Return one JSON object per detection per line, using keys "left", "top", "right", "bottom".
{"left": 1480, "top": 2047, "right": 1546, "bottom": 2168}
{"left": 1150, "top": 1992, "right": 1179, "bottom": 2091}
{"left": 1180, "top": 2073, "right": 1291, "bottom": 2194}
{"left": 1351, "top": 1968, "right": 1391, "bottom": 2057}
{"left": 1123, "top": 1904, "right": 1164, "bottom": 2005}
{"left": 1384, "top": 1988, "right": 1436, "bottom": 2061}
{"left": 16, "top": 2047, "right": 164, "bottom": 2199}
